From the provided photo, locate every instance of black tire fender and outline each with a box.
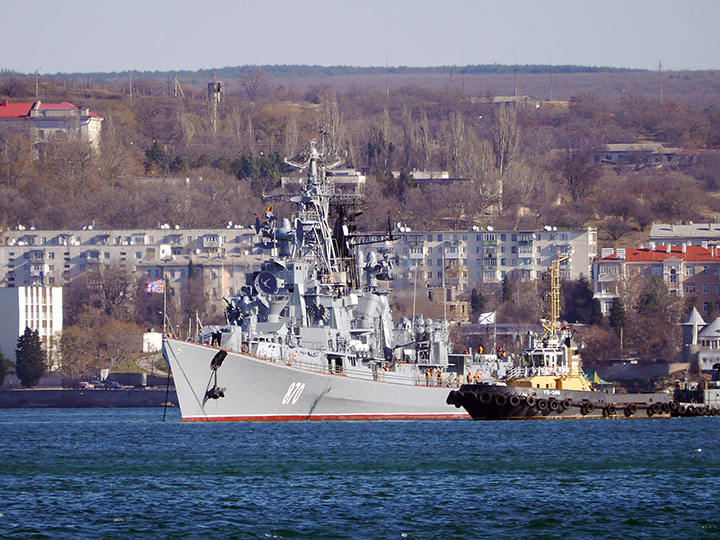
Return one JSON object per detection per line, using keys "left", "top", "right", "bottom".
{"left": 494, "top": 393, "right": 508, "bottom": 407}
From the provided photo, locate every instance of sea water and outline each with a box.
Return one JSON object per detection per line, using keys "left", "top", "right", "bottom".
{"left": 0, "top": 408, "right": 718, "bottom": 539}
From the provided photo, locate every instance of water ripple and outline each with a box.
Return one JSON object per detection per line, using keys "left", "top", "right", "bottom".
{"left": 0, "top": 409, "right": 718, "bottom": 539}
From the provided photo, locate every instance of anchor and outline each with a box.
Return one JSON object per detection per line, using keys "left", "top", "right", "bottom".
{"left": 206, "top": 350, "right": 227, "bottom": 400}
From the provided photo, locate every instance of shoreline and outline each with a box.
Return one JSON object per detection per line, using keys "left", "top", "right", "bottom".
{"left": 0, "top": 388, "right": 178, "bottom": 408}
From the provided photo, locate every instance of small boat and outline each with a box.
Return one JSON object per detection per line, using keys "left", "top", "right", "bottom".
{"left": 672, "top": 363, "right": 720, "bottom": 417}
{"left": 447, "top": 257, "right": 676, "bottom": 419}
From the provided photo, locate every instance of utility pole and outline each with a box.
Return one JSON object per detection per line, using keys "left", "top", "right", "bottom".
{"left": 174, "top": 73, "right": 185, "bottom": 99}
{"left": 658, "top": 60, "right": 663, "bottom": 103}
{"left": 549, "top": 59, "right": 553, "bottom": 101}
{"left": 34, "top": 69, "right": 41, "bottom": 99}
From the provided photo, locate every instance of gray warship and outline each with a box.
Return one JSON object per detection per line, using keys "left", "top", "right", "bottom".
{"left": 163, "top": 141, "right": 502, "bottom": 421}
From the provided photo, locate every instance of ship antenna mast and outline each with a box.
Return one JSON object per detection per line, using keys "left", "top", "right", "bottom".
{"left": 542, "top": 254, "right": 569, "bottom": 339}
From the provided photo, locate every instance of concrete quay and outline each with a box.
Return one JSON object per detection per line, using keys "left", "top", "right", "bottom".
{"left": 0, "top": 388, "right": 178, "bottom": 408}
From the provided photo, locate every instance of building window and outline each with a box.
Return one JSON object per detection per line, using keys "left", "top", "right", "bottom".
{"left": 686, "top": 285, "right": 696, "bottom": 294}
{"left": 703, "top": 302, "right": 710, "bottom": 312}
{"left": 703, "top": 284, "right": 709, "bottom": 294}
{"left": 686, "top": 266, "right": 695, "bottom": 276}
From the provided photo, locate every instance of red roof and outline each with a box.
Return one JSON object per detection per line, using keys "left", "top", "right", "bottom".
{"left": 0, "top": 100, "right": 101, "bottom": 119}
{"left": 600, "top": 245, "right": 720, "bottom": 263}
{"left": 38, "top": 101, "right": 78, "bottom": 111}
{"left": 0, "top": 101, "right": 33, "bottom": 118}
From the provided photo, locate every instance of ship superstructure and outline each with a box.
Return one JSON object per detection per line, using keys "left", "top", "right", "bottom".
{"left": 163, "top": 141, "right": 472, "bottom": 421}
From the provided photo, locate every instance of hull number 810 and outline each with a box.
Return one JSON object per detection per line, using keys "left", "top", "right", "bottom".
{"left": 282, "top": 382, "right": 305, "bottom": 405}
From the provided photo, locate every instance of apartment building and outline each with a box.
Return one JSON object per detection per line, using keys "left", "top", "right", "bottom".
{"left": 593, "top": 245, "right": 720, "bottom": 315}
{"left": 384, "top": 226, "right": 596, "bottom": 291}
{"left": 649, "top": 222, "right": 720, "bottom": 248}
{"left": 0, "top": 224, "right": 596, "bottom": 332}
{"left": 0, "top": 286, "right": 62, "bottom": 364}
{"left": 0, "top": 227, "right": 260, "bottom": 314}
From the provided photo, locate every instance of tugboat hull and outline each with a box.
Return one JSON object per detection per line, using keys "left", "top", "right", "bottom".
{"left": 448, "top": 384, "right": 675, "bottom": 420}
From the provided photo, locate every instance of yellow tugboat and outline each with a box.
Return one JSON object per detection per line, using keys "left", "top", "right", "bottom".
{"left": 447, "top": 257, "right": 675, "bottom": 419}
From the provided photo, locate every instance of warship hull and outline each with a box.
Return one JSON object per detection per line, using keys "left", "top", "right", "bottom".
{"left": 448, "top": 383, "right": 674, "bottom": 420}
{"left": 164, "top": 338, "right": 469, "bottom": 422}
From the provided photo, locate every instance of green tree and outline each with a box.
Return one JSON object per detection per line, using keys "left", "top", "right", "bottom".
{"left": 144, "top": 140, "right": 171, "bottom": 175}
{"left": 15, "top": 328, "right": 45, "bottom": 388}
{"left": 502, "top": 276, "right": 513, "bottom": 303}
{"left": 608, "top": 297, "right": 627, "bottom": 336}
{"left": 470, "top": 288, "right": 486, "bottom": 318}
{"left": 562, "top": 275, "right": 603, "bottom": 325}
{"left": 0, "top": 348, "right": 10, "bottom": 386}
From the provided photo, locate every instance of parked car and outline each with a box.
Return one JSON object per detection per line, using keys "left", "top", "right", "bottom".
{"left": 78, "top": 381, "right": 94, "bottom": 389}
{"left": 100, "top": 380, "right": 122, "bottom": 389}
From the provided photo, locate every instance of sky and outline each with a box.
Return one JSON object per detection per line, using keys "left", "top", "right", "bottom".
{"left": 3, "top": 0, "right": 719, "bottom": 74}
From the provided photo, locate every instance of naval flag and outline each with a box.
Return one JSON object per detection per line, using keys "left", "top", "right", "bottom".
{"left": 477, "top": 311, "right": 496, "bottom": 325}
{"left": 145, "top": 279, "right": 165, "bottom": 294}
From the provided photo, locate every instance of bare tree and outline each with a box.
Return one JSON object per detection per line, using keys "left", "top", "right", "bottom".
{"left": 551, "top": 136, "right": 600, "bottom": 201}
{"left": 0, "top": 134, "right": 32, "bottom": 186}
{"left": 240, "top": 67, "right": 269, "bottom": 102}
{"left": 284, "top": 116, "right": 298, "bottom": 158}
{"left": 321, "top": 93, "right": 344, "bottom": 158}
{"left": 493, "top": 104, "right": 519, "bottom": 177}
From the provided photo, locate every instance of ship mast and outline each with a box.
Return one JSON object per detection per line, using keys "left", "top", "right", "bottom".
{"left": 541, "top": 255, "right": 569, "bottom": 339}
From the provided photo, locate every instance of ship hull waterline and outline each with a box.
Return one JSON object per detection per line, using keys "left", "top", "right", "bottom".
{"left": 164, "top": 338, "right": 469, "bottom": 422}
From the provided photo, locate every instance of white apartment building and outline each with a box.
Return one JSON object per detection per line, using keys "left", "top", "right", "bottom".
{"left": 0, "top": 286, "right": 62, "bottom": 364}
{"left": 649, "top": 222, "right": 720, "bottom": 248}
{"left": 0, "top": 224, "right": 596, "bottom": 330}
{"left": 0, "top": 227, "right": 261, "bottom": 322}
{"left": 384, "top": 227, "right": 597, "bottom": 291}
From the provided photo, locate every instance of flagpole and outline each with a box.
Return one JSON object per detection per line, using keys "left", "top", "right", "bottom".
{"left": 163, "top": 274, "right": 167, "bottom": 338}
